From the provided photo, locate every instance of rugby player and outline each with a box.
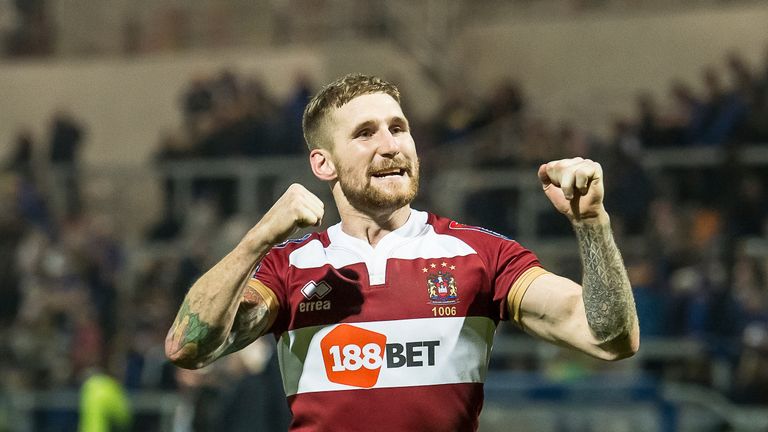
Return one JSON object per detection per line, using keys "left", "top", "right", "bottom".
{"left": 166, "top": 74, "right": 640, "bottom": 431}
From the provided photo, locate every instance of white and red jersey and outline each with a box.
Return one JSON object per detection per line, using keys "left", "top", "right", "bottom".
{"left": 252, "top": 209, "right": 544, "bottom": 432}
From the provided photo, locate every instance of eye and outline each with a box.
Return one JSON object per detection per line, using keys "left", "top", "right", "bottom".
{"left": 356, "top": 129, "right": 373, "bottom": 138}
{"left": 390, "top": 124, "right": 408, "bottom": 134}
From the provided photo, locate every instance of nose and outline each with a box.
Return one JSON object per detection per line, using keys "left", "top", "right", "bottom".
{"left": 377, "top": 128, "right": 400, "bottom": 157}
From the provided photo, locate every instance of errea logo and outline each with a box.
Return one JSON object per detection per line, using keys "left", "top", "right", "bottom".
{"left": 300, "top": 281, "right": 332, "bottom": 312}
{"left": 320, "top": 324, "right": 440, "bottom": 388}
{"left": 301, "top": 281, "right": 332, "bottom": 299}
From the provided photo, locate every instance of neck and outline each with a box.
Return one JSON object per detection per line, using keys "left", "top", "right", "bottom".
{"left": 332, "top": 187, "right": 412, "bottom": 247}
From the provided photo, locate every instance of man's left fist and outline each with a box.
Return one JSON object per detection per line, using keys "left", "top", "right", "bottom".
{"left": 538, "top": 157, "right": 608, "bottom": 223}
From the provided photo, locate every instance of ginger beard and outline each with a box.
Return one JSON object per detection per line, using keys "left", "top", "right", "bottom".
{"left": 335, "top": 154, "right": 420, "bottom": 213}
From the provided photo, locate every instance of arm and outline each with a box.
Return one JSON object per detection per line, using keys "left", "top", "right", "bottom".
{"left": 513, "top": 158, "right": 639, "bottom": 360}
{"left": 165, "top": 184, "right": 324, "bottom": 369}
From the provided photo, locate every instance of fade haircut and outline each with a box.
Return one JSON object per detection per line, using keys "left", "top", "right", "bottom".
{"left": 302, "top": 74, "right": 401, "bottom": 150}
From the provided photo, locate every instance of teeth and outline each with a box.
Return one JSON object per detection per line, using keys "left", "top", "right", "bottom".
{"left": 373, "top": 169, "right": 403, "bottom": 177}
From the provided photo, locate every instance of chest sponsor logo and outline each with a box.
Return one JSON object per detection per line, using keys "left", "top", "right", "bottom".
{"left": 423, "top": 262, "right": 459, "bottom": 305}
{"left": 300, "top": 281, "right": 332, "bottom": 312}
{"left": 320, "top": 324, "right": 440, "bottom": 388}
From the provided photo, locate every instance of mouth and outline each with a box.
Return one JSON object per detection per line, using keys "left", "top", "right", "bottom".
{"left": 370, "top": 168, "right": 407, "bottom": 178}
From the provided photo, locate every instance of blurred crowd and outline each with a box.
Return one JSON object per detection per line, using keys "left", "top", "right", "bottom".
{"left": 1, "top": 0, "right": 54, "bottom": 58}
{"left": 2, "top": 41, "right": 768, "bottom": 431}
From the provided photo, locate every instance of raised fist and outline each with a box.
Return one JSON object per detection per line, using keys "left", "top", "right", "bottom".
{"left": 251, "top": 183, "right": 325, "bottom": 246}
{"left": 538, "top": 157, "right": 607, "bottom": 223}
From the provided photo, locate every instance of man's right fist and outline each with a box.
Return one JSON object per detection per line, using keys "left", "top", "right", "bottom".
{"left": 250, "top": 184, "right": 325, "bottom": 246}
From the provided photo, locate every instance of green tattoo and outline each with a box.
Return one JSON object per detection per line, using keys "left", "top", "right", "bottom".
{"left": 169, "top": 300, "right": 223, "bottom": 361}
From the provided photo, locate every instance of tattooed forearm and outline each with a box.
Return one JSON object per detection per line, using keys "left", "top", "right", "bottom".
{"left": 166, "top": 286, "right": 273, "bottom": 368}
{"left": 574, "top": 222, "right": 637, "bottom": 343}
{"left": 221, "top": 295, "right": 272, "bottom": 356}
{"left": 166, "top": 300, "right": 226, "bottom": 367}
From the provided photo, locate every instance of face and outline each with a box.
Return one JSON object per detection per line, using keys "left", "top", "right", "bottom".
{"left": 326, "top": 93, "right": 420, "bottom": 213}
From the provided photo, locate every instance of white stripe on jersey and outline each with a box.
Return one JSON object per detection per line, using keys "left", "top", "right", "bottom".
{"left": 288, "top": 210, "right": 477, "bottom": 285}
{"left": 278, "top": 316, "right": 496, "bottom": 396}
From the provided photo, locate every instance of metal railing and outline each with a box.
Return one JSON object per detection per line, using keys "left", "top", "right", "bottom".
{"left": 2, "top": 390, "right": 179, "bottom": 432}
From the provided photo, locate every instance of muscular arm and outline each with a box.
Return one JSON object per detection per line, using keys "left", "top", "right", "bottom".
{"left": 165, "top": 240, "right": 276, "bottom": 369}
{"left": 515, "top": 219, "right": 639, "bottom": 360}
{"left": 165, "top": 184, "right": 324, "bottom": 369}
{"left": 514, "top": 158, "right": 639, "bottom": 360}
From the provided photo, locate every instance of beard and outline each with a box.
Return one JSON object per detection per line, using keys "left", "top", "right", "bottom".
{"left": 336, "top": 155, "right": 420, "bottom": 213}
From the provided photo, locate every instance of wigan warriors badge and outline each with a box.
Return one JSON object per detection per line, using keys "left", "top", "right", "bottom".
{"left": 427, "top": 270, "right": 459, "bottom": 305}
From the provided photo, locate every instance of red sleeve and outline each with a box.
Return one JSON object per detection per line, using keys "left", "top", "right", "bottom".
{"left": 491, "top": 239, "right": 540, "bottom": 322}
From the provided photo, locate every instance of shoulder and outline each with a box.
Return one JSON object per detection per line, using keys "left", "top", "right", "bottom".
{"left": 255, "top": 230, "right": 329, "bottom": 274}
{"left": 427, "top": 212, "right": 516, "bottom": 246}
{"left": 268, "top": 230, "right": 329, "bottom": 255}
{"left": 425, "top": 212, "right": 536, "bottom": 263}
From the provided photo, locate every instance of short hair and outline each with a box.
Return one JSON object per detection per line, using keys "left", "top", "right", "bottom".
{"left": 302, "top": 74, "right": 401, "bottom": 150}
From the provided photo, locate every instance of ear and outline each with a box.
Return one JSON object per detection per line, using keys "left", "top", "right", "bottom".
{"left": 310, "top": 148, "right": 337, "bottom": 181}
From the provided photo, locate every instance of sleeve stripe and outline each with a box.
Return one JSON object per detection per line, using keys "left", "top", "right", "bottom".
{"left": 508, "top": 266, "right": 549, "bottom": 325}
{"left": 246, "top": 279, "right": 280, "bottom": 330}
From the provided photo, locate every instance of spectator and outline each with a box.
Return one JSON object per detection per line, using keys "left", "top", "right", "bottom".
{"left": 78, "top": 371, "right": 132, "bottom": 432}
{"left": 472, "top": 80, "right": 526, "bottom": 130}
{"left": 737, "top": 48, "right": 768, "bottom": 143}
{"left": 660, "top": 80, "right": 706, "bottom": 146}
{"left": 240, "top": 76, "right": 281, "bottom": 156}
{"left": 634, "top": 92, "right": 665, "bottom": 148}
{"left": 5, "top": 128, "right": 34, "bottom": 176}
{"left": 729, "top": 174, "right": 768, "bottom": 237}
{"left": 433, "top": 86, "right": 479, "bottom": 144}
{"left": 0, "top": 174, "right": 24, "bottom": 327}
{"left": 280, "top": 74, "right": 314, "bottom": 155}
{"left": 628, "top": 258, "right": 666, "bottom": 337}
{"left": 604, "top": 142, "right": 653, "bottom": 236}
{"left": 48, "top": 110, "right": 86, "bottom": 217}
{"left": 739, "top": 86, "right": 768, "bottom": 143}
{"left": 216, "top": 340, "right": 291, "bottom": 432}
{"left": 2, "top": 0, "right": 54, "bottom": 57}
{"left": 181, "top": 75, "right": 215, "bottom": 138}
{"left": 697, "top": 67, "right": 748, "bottom": 145}
{"left": 730, "top": 253, "right": 768, "bottom": 404}
{"left": 725, "top": 50, "right": 755, "bottom": 97}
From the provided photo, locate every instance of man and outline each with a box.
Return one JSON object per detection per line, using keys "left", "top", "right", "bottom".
{"left": 165, "top": 74, "right": 639, "bottom": 431}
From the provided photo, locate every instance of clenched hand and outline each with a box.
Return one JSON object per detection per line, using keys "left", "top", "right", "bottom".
{"left": 248, "top": 183, "right": 325, "bottom": 246}
{"left": 538, "top": 157, "right": 608, "bottom": 224}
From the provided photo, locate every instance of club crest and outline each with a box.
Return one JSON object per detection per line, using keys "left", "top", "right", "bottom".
{"left": 427, "top": 271, "right": 459, "bottom": 305}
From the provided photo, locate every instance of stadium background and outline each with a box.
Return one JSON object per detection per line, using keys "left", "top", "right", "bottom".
{"left": 1, "top": 0, "right": 768, "bottom": 430}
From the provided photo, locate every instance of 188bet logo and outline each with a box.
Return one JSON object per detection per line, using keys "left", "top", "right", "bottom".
{"left": 320, "top": 324, "right": 440, "bottom": 388}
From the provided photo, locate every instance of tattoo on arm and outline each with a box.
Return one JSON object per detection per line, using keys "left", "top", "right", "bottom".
{"left": 168, "top": 286, "right": 273, "bottom": 367}
{"left": 167, "top": 300, "right": 226, "bottom": 364}
{"left": 574, "top": 222, "right": 636, "bottom": 343}
{"left": 221, "top": 287, "right": 272, "bottom": 356}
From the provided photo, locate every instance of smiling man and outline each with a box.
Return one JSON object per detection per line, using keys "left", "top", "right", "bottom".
{"left": 165, "top": 74, "right": 640, "bottom": 431}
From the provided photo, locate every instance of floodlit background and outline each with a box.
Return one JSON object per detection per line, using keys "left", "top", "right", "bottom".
{"left": 1, "top": 0, "right": 768, "bottom": 431}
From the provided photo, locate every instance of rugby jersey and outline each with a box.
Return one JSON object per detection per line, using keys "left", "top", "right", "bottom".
{"left": 250, "top": 209, "right": 544, "bottom": 431}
